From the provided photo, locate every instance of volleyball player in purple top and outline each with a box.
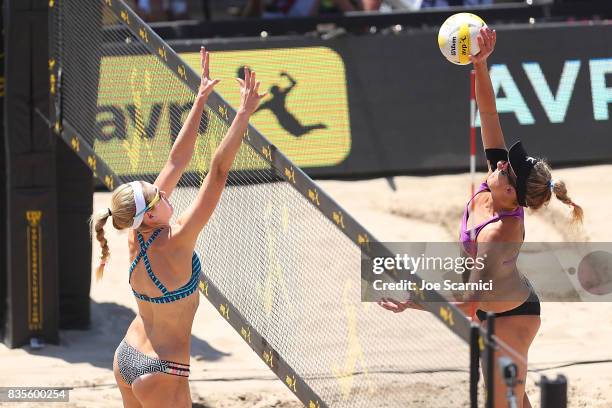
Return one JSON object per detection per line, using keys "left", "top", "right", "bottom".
{"left": 380, "top": 27, "right": 582, "bottom": 407}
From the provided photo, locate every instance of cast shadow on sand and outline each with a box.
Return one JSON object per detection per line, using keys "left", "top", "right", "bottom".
{"left": 20, "top": 300, "right": 230, "bottom": 370}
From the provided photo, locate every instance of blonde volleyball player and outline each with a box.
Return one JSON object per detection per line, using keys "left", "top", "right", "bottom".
{"left": 90, "top": 48, "right": 266, "bottom": 407}
{"left": 380, "top": 28, "right": 582, "bottom": 407}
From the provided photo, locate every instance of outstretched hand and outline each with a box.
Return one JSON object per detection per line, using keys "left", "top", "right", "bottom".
{"left": 235, "top": 66, "right": 267, "bottom": 116}
{"left": 378, "top": 297, "right": 425, "bottom": 313}
{"left": 198, "top": 47, "right": 220, "bottom": 99}
{"left": 470, "top": 27, "right": 496, "bottom": 66}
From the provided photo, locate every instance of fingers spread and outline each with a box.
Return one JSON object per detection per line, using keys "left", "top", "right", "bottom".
{"left": 244, "top": 66, "right": 250, "bottom": 89}
{"left": 382, "top": 303, "right": 397, "bottom": 312}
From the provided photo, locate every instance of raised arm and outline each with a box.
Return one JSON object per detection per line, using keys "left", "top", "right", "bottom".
{"left": 174, "top": 67, "right": 266, "bottom": 243}
{"left": 280, "top": 72, "right": 296, "bottom": 93}
{"left": 154, "top": 47, "right": 220, "bottom": 197}
{"left": 470, "top": 28, "right": 507, "bottom": 172}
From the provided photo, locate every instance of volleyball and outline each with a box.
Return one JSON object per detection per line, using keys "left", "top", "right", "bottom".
{"left": 438, "top": 13, "right": 487, "bottom": 65}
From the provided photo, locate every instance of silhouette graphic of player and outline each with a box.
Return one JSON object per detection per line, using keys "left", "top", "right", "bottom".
{"left": 237, "top": 68, "right": 327, "bottom": 138}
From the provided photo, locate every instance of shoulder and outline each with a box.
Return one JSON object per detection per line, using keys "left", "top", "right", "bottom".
{"left": 164, "top": 224, "right": 195, "bottom": 252}
{"left": 131, "top": 227, "right": 171, "bottom": 251}
{"left": 476, "top": 216, "right": 522, "bottom": 261}
{"left": 478, "top": 214, "right": 522, "bottom": 243}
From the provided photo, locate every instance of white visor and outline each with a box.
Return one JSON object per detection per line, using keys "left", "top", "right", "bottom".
{"left": 130, "top": 181, "right": 146, "bottom": 229}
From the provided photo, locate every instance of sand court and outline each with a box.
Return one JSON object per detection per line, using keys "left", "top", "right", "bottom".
{"left": 1, "top": 165, "right": 611, "bottom": 407}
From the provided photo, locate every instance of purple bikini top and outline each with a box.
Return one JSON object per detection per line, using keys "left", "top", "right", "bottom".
{"left": 460, "top": 182, "right": 524, "bottom": 257}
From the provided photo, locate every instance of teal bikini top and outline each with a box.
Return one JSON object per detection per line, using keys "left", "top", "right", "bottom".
{"left": 128, "top": 228, "right": 201, "bottom": 304}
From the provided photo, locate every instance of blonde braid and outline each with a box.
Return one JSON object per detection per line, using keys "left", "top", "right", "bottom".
{"left": 89, "top": 209, "right": 111, "bottom": 281}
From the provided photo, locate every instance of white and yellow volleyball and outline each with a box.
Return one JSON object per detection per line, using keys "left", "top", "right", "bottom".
{"left": 438, "top": 13, "right": 487, "bottom": 65}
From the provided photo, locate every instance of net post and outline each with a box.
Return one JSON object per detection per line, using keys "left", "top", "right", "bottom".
{"left": 540, "top": 375, "right": 567, "bottom": 408}
{"left": 2, "top": 0, "right": 61, "bottom": 348}
{"left": 469, "top": 323, "right": 481, "bottom": 408}
{"left": 485, "top": 312, "right": 495, "bottom": 408}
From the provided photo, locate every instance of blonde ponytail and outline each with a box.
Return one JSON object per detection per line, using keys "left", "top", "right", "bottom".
{"left": 89, "top": 208, "right": 111, "bottom": 281}
{"left": 524, "top": 160, "right": 584, "bottom": 224}
{"left": 552, "top": 179, "right": 584, "bottom": 224}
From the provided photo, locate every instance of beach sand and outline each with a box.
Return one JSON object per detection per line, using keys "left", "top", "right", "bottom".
{"left": 1, "top": 165, "right": 611, "bottom": 407}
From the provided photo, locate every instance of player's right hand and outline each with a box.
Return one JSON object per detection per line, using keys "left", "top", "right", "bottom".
{"left": 470, "top": 27, "right": 496, "bottom": 66}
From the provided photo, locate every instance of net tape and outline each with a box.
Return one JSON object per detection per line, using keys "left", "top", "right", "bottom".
{"left": 49, "top": 1, "right": 482, "bottom": 406}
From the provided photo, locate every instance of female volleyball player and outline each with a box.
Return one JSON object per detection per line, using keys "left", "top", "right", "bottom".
{"left": 380, "top": 28, "right": 582, "bottom": 408}
{"left": 90, "top": 48, "right": 266, "bottom": 407}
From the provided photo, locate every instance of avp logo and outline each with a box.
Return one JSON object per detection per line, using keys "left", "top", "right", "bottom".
{"left": 236, "top": 69, "right": 327, "bottom": 138}
{"left": 476, "top": 58, "right": 612, "bottom": 126}
{"left": 459, "top": 35, "right": 468, "bottom": 57}
{"left": 96, "top": 48, "right": 351, "bottom": 173}
{"left": 181, "top": 47, "right": 351, "bottom": 168}
{"left": 96, "top": 101, "right": 203, "bottom": 143}
{"left": 96, "top": 55, "right": 213, "bottom": 175}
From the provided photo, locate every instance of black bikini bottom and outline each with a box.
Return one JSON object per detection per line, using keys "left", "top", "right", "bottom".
{"left": 476, "top": 290, "right": 540, "bottom": 322}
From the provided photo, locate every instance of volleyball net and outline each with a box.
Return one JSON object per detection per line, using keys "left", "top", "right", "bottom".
{"left": 50, "top": 1, "right": 487, "bottom": 406}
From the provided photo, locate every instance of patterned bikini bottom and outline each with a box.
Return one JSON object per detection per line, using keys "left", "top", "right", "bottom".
{"left": 115, "top": 339, "right": 190, "bottom": 385}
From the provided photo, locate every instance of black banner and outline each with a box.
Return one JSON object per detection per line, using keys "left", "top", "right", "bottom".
{"left": 160, "top": 23, "right": 612, "bottom": 177}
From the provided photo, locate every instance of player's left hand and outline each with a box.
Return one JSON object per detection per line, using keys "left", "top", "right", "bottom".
{"left": 235, "top": 66, "right": 267, "bottom": 116}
